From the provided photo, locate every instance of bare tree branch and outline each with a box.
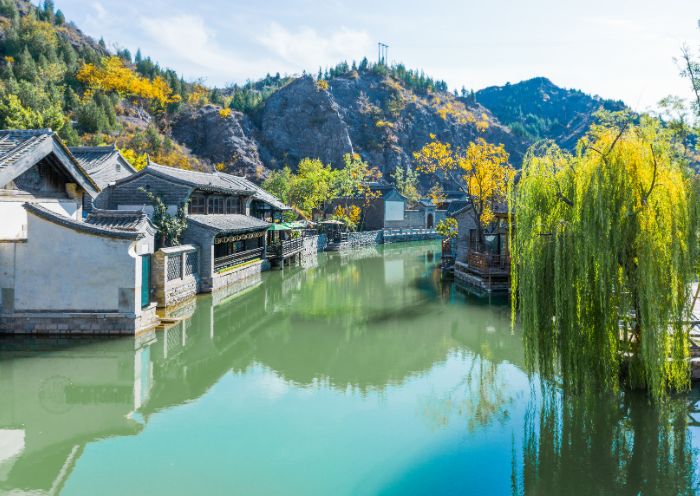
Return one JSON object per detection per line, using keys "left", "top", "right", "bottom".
{"left": 681, "top": 46, "right": 700, "bottom": 113}
{"left": 642, "top": 144, "right": 658, "bottom": 205}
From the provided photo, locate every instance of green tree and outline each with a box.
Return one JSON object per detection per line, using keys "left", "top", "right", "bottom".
{"left": 392, "top": 164, "right": 419, "bottom": 204}
{"left": 510, "top": 115, "right": 700, "bottom": 399}
{"left": 140, "top": 188, "right": 188, "bottom": 247}
{"left": 262, "top": 167, "right": 294, "bottom": 205}
{"left": 287, "top": 158, "right": 335, "bottom": 218}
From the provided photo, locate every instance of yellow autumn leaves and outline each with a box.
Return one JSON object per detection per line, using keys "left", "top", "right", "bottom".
{"left": 77, "top": 56, "right": 180, "bottom": 108}
{"left": 413, "top": 135, "right": 514, "bottom": 226}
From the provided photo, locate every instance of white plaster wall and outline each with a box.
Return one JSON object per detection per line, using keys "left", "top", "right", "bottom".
{"left": 14, "top": 214, "right": 140, "bottom": 312}
{"left": 384, "top": 200, "right": 404, "bottom": 221}
{"left": 0, "top": 243, "right": 17, "bottom": 291}
{"left": 0, "top": 199, "right": 79, "bottom": 239}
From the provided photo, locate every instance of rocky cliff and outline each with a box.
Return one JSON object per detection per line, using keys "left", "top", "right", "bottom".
{"left": 177, "top": 72, "right": 530, "bottom": 178}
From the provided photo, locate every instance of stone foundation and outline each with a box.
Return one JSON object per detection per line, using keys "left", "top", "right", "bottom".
{"left": 0, "top": 304, "right": 158, "bottom": 335}
{"left": 212, "top": 271, "right": 263, "bottom": 306}
{"left": 153, "top": 245, "right": 199, "bottom": 308}
{"left": 210, "top": 259, "right": 266, "bottom": 292}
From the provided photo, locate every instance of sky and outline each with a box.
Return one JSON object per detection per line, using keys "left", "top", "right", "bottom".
{"left": 49, "top": 0, "right": 699, "bottom": 111}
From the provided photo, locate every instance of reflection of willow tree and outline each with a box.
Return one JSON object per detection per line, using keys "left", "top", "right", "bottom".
{"left": 422, "top": 346, "right": 514, "bottom": 432}
{"left": 513, "top": 384, "right": 700, "bottom": 495}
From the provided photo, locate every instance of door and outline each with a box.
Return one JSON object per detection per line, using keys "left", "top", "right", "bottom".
{"left": 141, "top": 255, "right": 151, "bottom": 308}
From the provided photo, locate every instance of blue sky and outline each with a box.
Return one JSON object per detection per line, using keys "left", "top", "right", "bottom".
{"left": 50, "top": 0, "right": 698, "bottom": 110}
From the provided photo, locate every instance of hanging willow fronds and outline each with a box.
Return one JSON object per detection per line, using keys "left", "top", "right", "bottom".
{"left": 510, "top": 116, "right": 700, "bottom": 399}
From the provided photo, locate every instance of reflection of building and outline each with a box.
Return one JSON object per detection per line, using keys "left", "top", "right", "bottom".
{"left": 0, "top": 336, "right": 155, "bottom": 493}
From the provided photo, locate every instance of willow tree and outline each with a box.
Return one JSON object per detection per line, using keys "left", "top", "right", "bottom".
{"left": 511, "top": 116, "right": 700, "bottom": 398}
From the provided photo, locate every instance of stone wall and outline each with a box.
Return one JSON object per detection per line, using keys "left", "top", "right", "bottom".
{"left": 347, "top": 230, "right": 384, "bottom": 247}
{"left": 152, "top": 245, "right": 199, "bottom": 308}
{"left": 212, "top": 267, "right": 264, "bottom": 305}
{"left": 181, "top": 222, "right": 215, "bottom": 290}
{"left": 383, "top": 228, "right": 440, "bottom": 244}
{"left": 300, "top": 235, "right": 320, "bottom": 268}
{"left": 0, "top": 305, "right": 158, "bottom": 335}
{"left": 211, "top": 259, "right": 265, "bottom": 292}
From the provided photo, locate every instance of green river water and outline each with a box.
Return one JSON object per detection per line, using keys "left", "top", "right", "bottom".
{"left": 0, "top": 241, "right": 698, "bottom": 495}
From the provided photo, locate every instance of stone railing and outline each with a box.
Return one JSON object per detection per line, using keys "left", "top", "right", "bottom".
{"left": 153, "top": 245, "right": 199, "bottom": 308}
{"left": 383, "top": 228, "right": 439, "bottom": 243}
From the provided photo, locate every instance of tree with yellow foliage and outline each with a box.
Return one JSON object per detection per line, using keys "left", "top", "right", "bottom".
{"left": 413, "top": 135, "right": 514, "bottom": 247}
{"left": 332, "top": 204, "right": 362, "bottom": 231}
{"left": 77, "top": 56, "right": 181, "bottom": 109}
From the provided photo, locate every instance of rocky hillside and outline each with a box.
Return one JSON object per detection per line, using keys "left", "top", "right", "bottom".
{"left": 0, "top": 0, "right": 628, "bottom": 183}
{"left": 176, "top": 72, "right": 529, "bottom": 178}
{"left": 476, "top": 77, "right": 626, "bottom": 149}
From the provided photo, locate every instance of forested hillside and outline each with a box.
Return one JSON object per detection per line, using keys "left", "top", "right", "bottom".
{"left": 0, "top": 0, "right": 627, "bottom": 186}
{"left": 476, "top": 77, "right": 626, "bottom": 149}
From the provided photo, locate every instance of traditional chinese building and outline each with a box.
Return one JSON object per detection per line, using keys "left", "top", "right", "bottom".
{"left": 0, "top": 129, "right": 157, "bottom": 334}
{"left": 100, "top": 163, "right": 290, "bottom": 292}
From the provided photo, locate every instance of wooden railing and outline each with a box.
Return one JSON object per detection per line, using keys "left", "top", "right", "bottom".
{"left": 269, "top": 238, "right": 304, "bottom": 257}
{"left": 467, "top": 250, "right": 510, "bottom": 273}
{"left": 214, "top": 247, "right": 264, "bottom": 271}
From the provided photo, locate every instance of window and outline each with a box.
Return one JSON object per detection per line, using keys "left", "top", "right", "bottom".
{"left": 208, "top": 196, "right": 225, "bottom": 214}
{"left": 189, "top": 195, "right": 206, "bottom": 214}
{"left": 226, "top": 197, "right": 241, "bottom": 214}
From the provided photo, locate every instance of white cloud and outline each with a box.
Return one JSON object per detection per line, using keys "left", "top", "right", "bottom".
{"left": 136, "top": 15, "right": 373, "bottom": 85}
{"left": 139, "top": 14, "right": 275, "bottom": 84}
{"left": 257, "top": 22, "right": 373, "bottom": 71}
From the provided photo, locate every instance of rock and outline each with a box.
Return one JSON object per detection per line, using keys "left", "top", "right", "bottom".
{"left": 258, "top": 76, "right": 354, "bottom": 168}
{"left": 171, "top": 104, "right": 264, "bottom": 177}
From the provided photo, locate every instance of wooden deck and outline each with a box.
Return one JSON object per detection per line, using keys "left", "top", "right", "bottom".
{"left": 453, "top": 250, "right": 511, "bottom": 294}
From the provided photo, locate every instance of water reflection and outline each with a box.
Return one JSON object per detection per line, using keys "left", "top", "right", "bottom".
{"left": 0, "top": 336, "right": 152, "bottom": 493}
{"left": 0, "top": 242, "right": 697, "bottom": 495}
{"left": 514, "top": 385, "right": 700, "bottom": 496}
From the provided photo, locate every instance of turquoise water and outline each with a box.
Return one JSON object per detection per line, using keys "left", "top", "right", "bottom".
{"left": 0, "top": 242, "right": 698, "bottom": 495}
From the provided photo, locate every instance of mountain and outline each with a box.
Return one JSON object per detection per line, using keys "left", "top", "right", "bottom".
{"left": 0, "top": 0, "right": 628, "bottom": 185}
{"left": 175, "top": 71, "right": 529, "bottom": 179}
{"left": 475, "top": 77, "right": 626, "bottom": 150}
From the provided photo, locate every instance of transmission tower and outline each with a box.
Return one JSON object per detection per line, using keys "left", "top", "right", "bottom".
{"left": 377, "top": 42, "right": 389, "bottom": 65}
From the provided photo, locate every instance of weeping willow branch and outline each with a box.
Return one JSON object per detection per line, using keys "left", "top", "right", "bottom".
{"left": 511, "top": 117, "right": 700, "bottom": 400}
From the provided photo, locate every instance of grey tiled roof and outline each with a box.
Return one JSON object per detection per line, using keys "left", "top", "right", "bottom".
{"left": 70, "top": 145, "right": 136, "bottom": 189}
{"left": 448, "top": 200, "right": 508, "bottom": 217}
{"left": 85, "top": 208, "right": 153, "bottom": 233}
{"left": 0, "top": 129, "right": 99, "bottom": 194}
{"left": 24, "top": 203, "right": 148, "bottom": 240}
{"left": 237, "top": 176, "right": 290, "bottom": 210}
{"left": 146, "top": 163, "right": 254, "bottom": 195}
{"left": 446, "top": 200, "right": 470, "bottom": 216}
{"left": 187, "top": 214, "right": 270, "bottom": 233}
{"left": 141, "top": 162, "right": 290, "bottom": 210}
{"left": 0, "top": 129, "right": 53, "bottom": 170}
